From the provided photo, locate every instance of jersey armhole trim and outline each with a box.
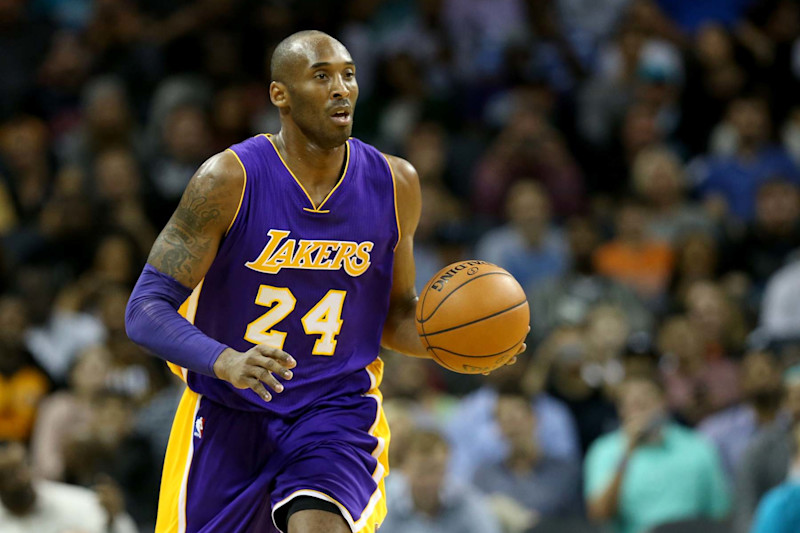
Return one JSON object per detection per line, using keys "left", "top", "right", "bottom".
{"left": 224, "top": 148, "right": 248, "bottom": 236}
{"left": 381, "top": 154, "right": 402, "bottom": 252}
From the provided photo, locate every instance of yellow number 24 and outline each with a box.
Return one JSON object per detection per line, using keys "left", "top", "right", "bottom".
{"left": 244, "top": 286, "right": 346, "bottom": 356}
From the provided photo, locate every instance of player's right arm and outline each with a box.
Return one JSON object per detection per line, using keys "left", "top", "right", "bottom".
{"left": 125, "top": 151, "right": 294, "bottom": 402}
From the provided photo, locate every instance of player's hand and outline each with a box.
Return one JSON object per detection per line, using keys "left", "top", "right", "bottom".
{"left": 482, "top": 326, "right": 530, "bottom": 375}
{"left": 213, "top": 346, "right": 296, "bottom": 402}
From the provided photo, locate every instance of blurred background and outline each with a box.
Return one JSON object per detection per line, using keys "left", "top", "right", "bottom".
{"left": 2, "top": 0, "right": 800, "bottom": 532}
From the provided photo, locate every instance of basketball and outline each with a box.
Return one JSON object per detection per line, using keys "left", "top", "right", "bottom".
{"left": 415, "top": 260, "right": 530, "bottom": 374}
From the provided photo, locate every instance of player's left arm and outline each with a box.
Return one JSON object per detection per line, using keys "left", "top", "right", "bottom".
{"left": 380, "top": 154, "right": 429, "bottom": 358}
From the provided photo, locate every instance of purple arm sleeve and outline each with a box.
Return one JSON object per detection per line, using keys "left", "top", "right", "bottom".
{"left": 125, "top": 263, "right": 228, "bottom": 377}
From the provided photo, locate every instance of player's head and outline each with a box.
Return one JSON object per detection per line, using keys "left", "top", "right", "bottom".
{"left": 269, "top": 30, "right": 358, "bottom": 149}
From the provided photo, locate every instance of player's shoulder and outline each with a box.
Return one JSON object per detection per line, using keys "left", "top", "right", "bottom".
{"left": 381, "top": 151, "right": 420, "bottom": 213}
{"left": 191, "top": 149, "right": 245, "bottom": 194}
{"left": 383, "top": 154, "right": 417, "bottom": 182}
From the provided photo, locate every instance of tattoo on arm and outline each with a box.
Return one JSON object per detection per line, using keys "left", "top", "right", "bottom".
{"left": 147, "top": 162, "right": 234, "bottom": 288}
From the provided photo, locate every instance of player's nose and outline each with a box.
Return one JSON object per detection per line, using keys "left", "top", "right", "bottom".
{"left": 331, "top": 75, "right": 350, "bottom": 100}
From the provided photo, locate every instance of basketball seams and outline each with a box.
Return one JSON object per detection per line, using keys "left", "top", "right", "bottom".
{"left": 418, "top": 271, "right": 514, "bottom": 323}
{"left": 426, "top": 331, "right": 528, "bottom": 359}
{"left": 419, "top": 299, "right": 528, "bottom": 337}
{"left": 429, "top": 350, "right": 456, "bottom": 371}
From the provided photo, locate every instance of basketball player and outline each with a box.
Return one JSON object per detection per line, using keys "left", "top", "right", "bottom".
{"left": 126, "top": 30, "right": 522, "bottom": 533}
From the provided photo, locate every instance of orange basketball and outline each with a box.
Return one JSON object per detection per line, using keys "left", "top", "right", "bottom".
{"left": 415, "top": 260, "right": 530, "bottom": 374}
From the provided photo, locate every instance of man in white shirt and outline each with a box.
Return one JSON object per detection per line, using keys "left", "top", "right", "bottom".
{"left": 0, "top": 441, "right": 137, "bottom": 533}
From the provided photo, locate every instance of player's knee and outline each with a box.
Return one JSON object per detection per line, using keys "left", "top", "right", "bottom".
{"left": 287, "top": 508, "right": 350, "bottom": 533}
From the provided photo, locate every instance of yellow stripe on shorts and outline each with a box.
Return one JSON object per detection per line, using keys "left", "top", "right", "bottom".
{"left": 156, "top": 388, "right": 202, "bottom": 533}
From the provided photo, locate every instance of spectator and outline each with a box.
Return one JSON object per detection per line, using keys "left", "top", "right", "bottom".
{"left": 92, "top": 147, "right": 157, "bottom": 249}
{"left": 369, "top": 52, "right": 449, "bottom": 153}
{"left": 530, "top": 326, "right": 619, "bottom": 453}
{"left": 30, "top": 345, "right": 111, "bottom": 480}
{"left": 693, "top": 96, "right": 800, "bottom": 222}
{"left": 472, "top": 111, "right": 585, "bottom": 218}
{"left": 0, "top": 440, "right": 137, "bottom": 533}
{"left": 58, "top": 77, "right": 141, "bottom": 169}
{"left": 698, "top": 350, "right": 784, "bottom": 479}
{"left": 578, "top": 24, "right": 655, "bottom": 151}
{"left": 749, "top": 422, "right": 800, "bottom": 533}
{"left": 584, "top": 305, "right": 634, "bottom": 371}
{"left": 381, "top": 429, "right": 501, "bottom": 533}
{"left": 668, "top": 232, "right": 720, "bottom": 306}
{"left": 631, "top": 145, "right": 715, "bottom": 244}
{"left": 722, "top": 180, "right": 800, "bottom": 290}
{"left": 474, "top": 393, "right": 583, "bottom": 523}
{"left": 446, "top": 362, "right": 580, "bottom": 484}
{"left": 684, "top": 279, "right": 748, "bottom": 363}
{"left": 530, "top": 215, "right": 652, "bottom": 340}
{"left": 734, "top": 366, "right": 800, "bottom": 533}
{"left": 658, "top": 315, "right": 740, "bottom": 424}
{"left": 679, "top": 25, "right": 746, "bottom": 155}
{"left": 760, "top": 255, "right": 800, "bottom": 342}
{"left": 149, "top": 103, "right": 214, "bottom": 208}
{"left": 86, "top": 231, "right": 146, "bottom": 288}
{"left": 0, "top": 295, "right": 50, "bottom": 442}
{"left": 441, "top": 0, "right": 527, "bottom": 83}
{"left": 475, "top": 179, "right": 568, "bottom": 290}
{"left": 0, "top": 116, "right": 53, "bottom": 228}
{"left": 22, "top": 264, "right": 105, "bottom": 384}
{"left": 62, "top": 390, "right": 159, "bottom": 528}
{"left": 585, "top": 373, "right": 730, "bottom": 533}
{"left": 593, "top": 197, "right": 675, "bottom": 305}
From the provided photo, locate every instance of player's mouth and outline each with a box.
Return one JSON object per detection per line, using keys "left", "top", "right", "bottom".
{"left": 330, "top": 109, "right": 352, "bottom": 125}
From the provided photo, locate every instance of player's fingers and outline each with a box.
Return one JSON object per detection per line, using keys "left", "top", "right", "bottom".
{"left": 249, "top": 355, "right": 294, "bottom": 380}
{"left": 254, "top": 344, "right": 296, "bottom": 368}
{"left": 515, "top": 342, "right": 527, "bottom": 355}
{"left": 253, "top": 367, "right": 285, "bottom": 393}
{"left": 249, "top": 379, "right": 273, "bottom": 402}
{"left": 505, "top": 356, "right": 518, "bottom": 366}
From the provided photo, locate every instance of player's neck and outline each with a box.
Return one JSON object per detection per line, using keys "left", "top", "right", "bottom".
{"left": 273, "top": 129, "right": 346, "bottom": 187}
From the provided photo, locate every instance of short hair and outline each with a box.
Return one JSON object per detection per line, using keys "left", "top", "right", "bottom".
{"left": 270, "top": 30, "right": 338, "bottom": 83}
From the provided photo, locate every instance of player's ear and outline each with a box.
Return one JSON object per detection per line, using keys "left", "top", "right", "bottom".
{"left": 270, "top": 81, "right": 289, "bottom": 109}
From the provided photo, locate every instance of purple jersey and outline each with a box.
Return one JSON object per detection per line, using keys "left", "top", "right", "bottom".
{"left": 178, "top": 134, "right": 399, "bottom": 417}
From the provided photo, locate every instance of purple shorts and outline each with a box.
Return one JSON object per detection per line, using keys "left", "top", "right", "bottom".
{"left": 154, "top": 378, "right": 389, "bottom": 533}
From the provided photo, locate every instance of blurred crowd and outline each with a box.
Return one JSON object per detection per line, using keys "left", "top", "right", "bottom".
{"left": 3, "top": 0, "right": 800, "bottom": 532}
